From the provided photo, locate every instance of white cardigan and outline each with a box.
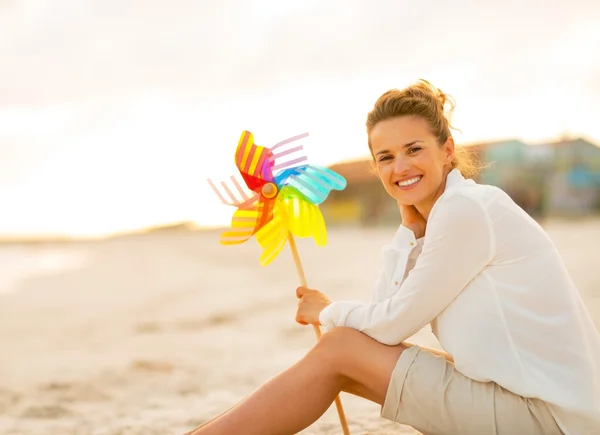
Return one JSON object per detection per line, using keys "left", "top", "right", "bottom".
{"left": 320, "top": 169, "right": 600, "bottom": 434}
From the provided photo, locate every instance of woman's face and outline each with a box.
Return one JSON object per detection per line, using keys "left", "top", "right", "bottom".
{"left": 370, "top": 115, "right": 455, "bottom": 215}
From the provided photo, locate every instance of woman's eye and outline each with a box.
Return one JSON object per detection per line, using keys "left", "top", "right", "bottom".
{"left": 407, "top": 147, "right": 422, "bottom": 154}
{"left": 378, "top": 155, "right": 392, "bottom": 162}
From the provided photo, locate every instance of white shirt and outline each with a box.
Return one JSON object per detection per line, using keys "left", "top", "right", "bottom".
{"left": 320, "top": 169, "right": 600, "bottom": 434}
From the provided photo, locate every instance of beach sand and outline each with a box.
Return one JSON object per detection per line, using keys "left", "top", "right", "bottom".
{"left": 0, "top": 219, "right": 599, "bottom": 435}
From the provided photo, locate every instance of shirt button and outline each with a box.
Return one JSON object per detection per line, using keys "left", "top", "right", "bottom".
{"left": 409, "top": 242, "right": 415, "bottom": 246}
{"left": 394, "top": 281, "right": 398, "bottom": 285}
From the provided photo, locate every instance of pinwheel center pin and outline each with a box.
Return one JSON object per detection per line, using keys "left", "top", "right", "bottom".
{"left": 261, "top": 182, "right": 278, "bottom": 199}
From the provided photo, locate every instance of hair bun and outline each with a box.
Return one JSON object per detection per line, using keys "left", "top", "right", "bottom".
{"left": 419, "top": 79, "right": 455, "bottom": 117}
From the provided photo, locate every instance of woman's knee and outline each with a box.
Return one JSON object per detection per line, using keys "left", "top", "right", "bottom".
{"left": 316, "top": 326, "right": 362, "bottom": 348}
{"left": 310, "top": 327, "right": 408, "bottom": 399}
{"left": 311, "top": 327, "right": 370, "bottom": 368}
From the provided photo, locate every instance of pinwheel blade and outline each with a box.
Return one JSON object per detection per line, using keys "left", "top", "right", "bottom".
{"left": 219, "top": 208, "right": 260, "bottom": 245}
{"left": 274, "top": 164, "right": 347, "bottom": 205}
{"left": 269, "top": 132, "right": 309, "bottom": 172}
{"left": 279, "top": 186, "right": 327, "bottom": 246}
{"left": 207, "top": 174, "right": 258, "bottom": 209}
{"left": 255, "top": 209, "right": 289, "bottom": 266}
{"left": 235, "top": 130, "right": 274, "bottom": 190}
{"left": 219, "top": 198, "right": 276, "bottom": 245}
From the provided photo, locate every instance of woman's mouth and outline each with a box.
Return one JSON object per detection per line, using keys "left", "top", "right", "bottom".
{"left": 395, "top": 176, "right": 422, "bottom": 190}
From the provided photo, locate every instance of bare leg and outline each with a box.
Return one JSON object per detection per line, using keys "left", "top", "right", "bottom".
{"left": 185, "top": 327, "right": 414, "bottom": 435}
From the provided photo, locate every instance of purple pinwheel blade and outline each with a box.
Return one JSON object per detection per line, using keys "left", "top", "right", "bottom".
{"left": 269, "top": 132, "right": 309, "bottom": 172}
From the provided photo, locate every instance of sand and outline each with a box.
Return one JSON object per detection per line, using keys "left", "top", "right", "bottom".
{"left": 0, "top": 219, "right": 599, "bottom": 435}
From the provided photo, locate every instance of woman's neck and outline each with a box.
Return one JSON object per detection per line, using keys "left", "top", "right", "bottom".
{"left": 415, "top": 168, "right": 451, "bottom": 220}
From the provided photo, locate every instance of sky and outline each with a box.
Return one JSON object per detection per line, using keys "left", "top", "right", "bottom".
{"left": 1, "top": 0, "right": 599, "bottom": 237}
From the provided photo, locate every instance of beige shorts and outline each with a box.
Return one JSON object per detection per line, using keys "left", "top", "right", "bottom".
{"left": 381, "top": 346, "right": 564, "bottom": 435}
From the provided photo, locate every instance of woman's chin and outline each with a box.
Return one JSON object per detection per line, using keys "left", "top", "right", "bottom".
{"left": 395, "top": 193, "right": 423, "bottom": 206}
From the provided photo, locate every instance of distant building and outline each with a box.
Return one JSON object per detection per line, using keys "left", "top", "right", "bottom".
{"left": 470, "top": 137, "right": 600, "bottom": 217}
{"left": 468, "top": 139, "right": 530, "bottom": 185}
{"left": 528, "top": 138, "right": 600, "bottom": 216}
{"left": 468, "top": 139, "right": 545, "bottom": 217}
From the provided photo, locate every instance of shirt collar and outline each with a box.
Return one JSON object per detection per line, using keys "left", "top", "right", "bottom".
{"left": 445, "top": 168, "right": 465, "bottom": 191}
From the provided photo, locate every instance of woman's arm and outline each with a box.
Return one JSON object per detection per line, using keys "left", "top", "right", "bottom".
{"left": 319, "top": 192, "right": 494, "bottom": 345}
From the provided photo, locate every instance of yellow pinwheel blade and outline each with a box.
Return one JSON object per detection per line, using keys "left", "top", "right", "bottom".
{"left": 253, "top": 186, "right": 328, "bottom": 266}
{"left": 219, "top": 207, "right": 261, "bottom": 245}
{"left": 219, "top": 196, "right": 277, "bottom": 246}
{"left": 255, "top": 209, "right": 289, "bottom": 266}
{"left": 279, "top": 186, "right": 327, "bottom": 246}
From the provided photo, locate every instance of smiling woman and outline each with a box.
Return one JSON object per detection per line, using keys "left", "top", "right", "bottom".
{"left": 184, "top": 79, "right": 600, "bottom": 435}
{"left": 365, "top": 80, "right": 482, "bottom": 237}
{"left": 366, "top": 79, "right": 480, "bottom": 175}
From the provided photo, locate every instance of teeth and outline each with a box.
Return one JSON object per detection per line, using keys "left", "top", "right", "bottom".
{"left": 397, "top": 176, "right": 421, "bottom": 187}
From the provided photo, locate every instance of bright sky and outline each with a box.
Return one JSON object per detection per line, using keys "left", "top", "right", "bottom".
{"left": 1, "top": 0, "right": 599, "bottom": 237}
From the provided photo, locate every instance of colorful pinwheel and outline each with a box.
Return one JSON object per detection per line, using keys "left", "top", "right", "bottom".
{"left": 208, "top": 130, "right": 351, "bottom": 434}
{"left": 208, "top": 130, "right": 347, "bottom": 266}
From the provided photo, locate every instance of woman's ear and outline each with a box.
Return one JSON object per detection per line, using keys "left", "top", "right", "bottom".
{"left": 444, "top": 136, "right": 455, "bottom": 164}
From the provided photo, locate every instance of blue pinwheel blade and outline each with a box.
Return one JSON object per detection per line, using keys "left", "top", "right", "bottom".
{"left": 274, "top": 164, "right": 347, "bottom": 204}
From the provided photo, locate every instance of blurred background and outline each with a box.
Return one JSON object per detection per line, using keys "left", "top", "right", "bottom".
{"left": 0, "top": 1, "right": 599, "bottom": 434}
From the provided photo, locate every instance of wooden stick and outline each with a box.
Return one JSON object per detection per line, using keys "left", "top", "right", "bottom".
{"left": 287, "top": 233, "right": 351, "bottom": 435}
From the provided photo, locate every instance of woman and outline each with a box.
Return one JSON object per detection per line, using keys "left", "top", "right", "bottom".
{"left": 186, "top": 80, "right": 600, "bottom": 434}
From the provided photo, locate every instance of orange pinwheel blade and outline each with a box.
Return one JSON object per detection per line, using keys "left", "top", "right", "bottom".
{"left": 236, "top": 130, "right": 274, "bottom": 190}
{"left": 219, "top": 198, "right": 276, "bottom": 245}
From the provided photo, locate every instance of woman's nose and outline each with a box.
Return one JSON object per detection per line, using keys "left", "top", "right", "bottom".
{"left": 393, "top": 155, "right": 410, "bottom": 174}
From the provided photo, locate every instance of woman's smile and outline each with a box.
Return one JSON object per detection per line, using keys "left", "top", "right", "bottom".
{"left": 395, "top": 175, "right": 423, "bottom": 190}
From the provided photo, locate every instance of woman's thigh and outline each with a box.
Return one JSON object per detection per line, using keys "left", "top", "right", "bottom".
{"left": 318, "top": 328, "right": 561, "bottom": 435}
{"left": 382, "top": 346, "right": 562, "bottom": 435}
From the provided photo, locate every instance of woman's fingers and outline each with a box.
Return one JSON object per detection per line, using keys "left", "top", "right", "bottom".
{"left": 296, "top": 286, "right": 311, "bottom": 299}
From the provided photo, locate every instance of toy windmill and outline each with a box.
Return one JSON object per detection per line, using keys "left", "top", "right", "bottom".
{"left": 208, "top": 130, "right": 351, "bottom": 434}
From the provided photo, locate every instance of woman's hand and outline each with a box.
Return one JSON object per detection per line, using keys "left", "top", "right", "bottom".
{"left": 399, "top": 203, "right": 427, "bottom": 239}
{"left": 295, "top": 286, "right": 332, "bottom": 326}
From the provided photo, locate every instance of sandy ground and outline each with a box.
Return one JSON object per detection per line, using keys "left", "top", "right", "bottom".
{"left": 0, "top": 219, "right": 599, "bottom": 435}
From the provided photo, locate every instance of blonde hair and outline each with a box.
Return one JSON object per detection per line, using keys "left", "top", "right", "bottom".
{"left": 366, "top": 79, "right": 481, "bottom": 179}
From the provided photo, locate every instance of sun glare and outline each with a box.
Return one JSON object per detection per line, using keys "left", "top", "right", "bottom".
{"left": 0, "top": 72, "right": 598, "bottom": 238}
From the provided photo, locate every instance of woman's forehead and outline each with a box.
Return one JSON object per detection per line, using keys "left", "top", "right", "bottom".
{"left": 370, "top": 116, "right": 434, "bottom": 148}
